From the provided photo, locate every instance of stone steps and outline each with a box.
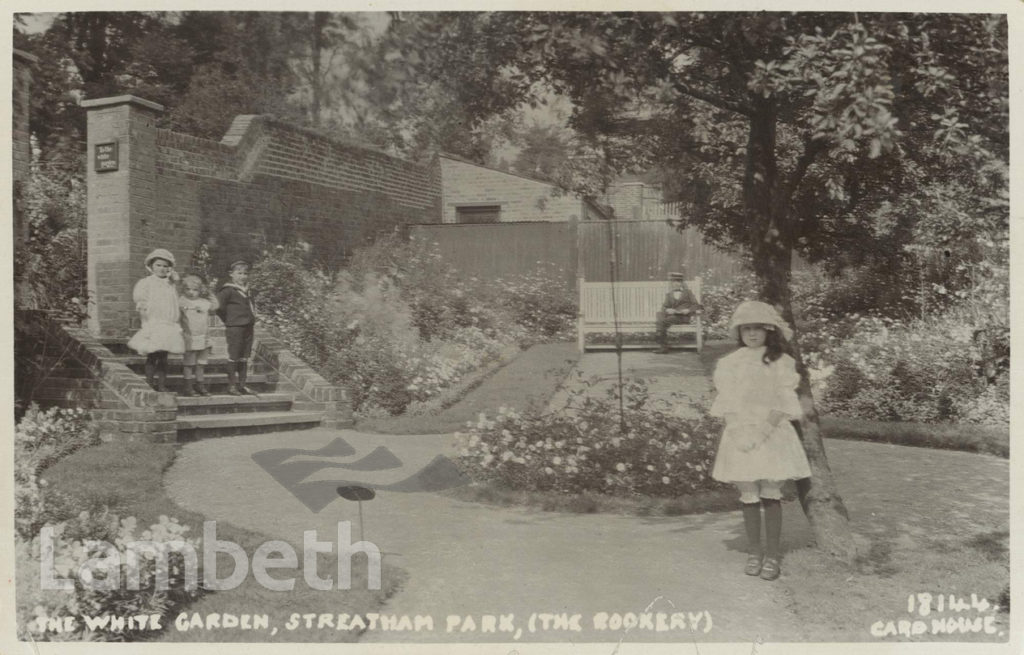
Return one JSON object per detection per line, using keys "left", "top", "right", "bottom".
{"left": 176, "top": 410, "right": 325, "bottom": 441}
{"left": 176, "top": 393, "right": 294, "bottom": 415}
{"left": 155, "top": 373, "right": 276, "bottom": 394}
{"left": 41, "top": 335, "right": 338, "bottom": 440}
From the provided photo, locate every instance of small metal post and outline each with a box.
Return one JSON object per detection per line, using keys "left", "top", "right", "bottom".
{"left": 336, "top": 486, "right": 375, "bottom": 542}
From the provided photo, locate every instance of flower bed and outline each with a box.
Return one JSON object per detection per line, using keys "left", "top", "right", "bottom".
{"left": 15, "top": 405, "right": 99, "bottom": 539}
{"left": 17, "top": 513, "right": 202, "bottom": 641}
{"left": 14, "top": 406, "right": 202, "bottom": 641}
{"left": 456, "top": 381, "right": 728, "bottom": 497}
{"left": 251, "top": 238, "right": 577, "bottom": 417}
{"left": 804, "top": 312, "right": 1007, "bottom": 427}
{"left": 698, "top": 267, "right": 1008, "bottom": 428}
{"left": 584, "top": 331, "right": 698, "bottom": 347}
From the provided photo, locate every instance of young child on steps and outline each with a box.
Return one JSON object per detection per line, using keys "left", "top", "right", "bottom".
{"left": 179, "top": 275, "right": 219, "bottom": 396}
{"left": 127, "top": 248, "right": 185, "bottom": 391}
{"left": 216, "top": 260, "right": 258, "bottom": 396}
{"left": 709, "top": 300, "right": 812, "bottom": 581}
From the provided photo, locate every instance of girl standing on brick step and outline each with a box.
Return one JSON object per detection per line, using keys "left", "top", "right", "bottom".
{"left": 179, "top": 275, "right": 219, "bottom": 396}
{"left": 709, "top": 300, "right": 811, "bottom": 581}
{"left": 128, "top": 248, "right": 185, "bottom": 391}
{"left": 216, "top": 260, "right": 258, "bottom": 396}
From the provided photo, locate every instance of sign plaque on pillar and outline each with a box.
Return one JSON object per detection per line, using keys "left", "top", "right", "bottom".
{"left": 94, "top": 141, "right": 119, "bottom": 172}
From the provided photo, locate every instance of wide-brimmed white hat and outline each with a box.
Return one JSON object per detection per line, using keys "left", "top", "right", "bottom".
{"left": 144, "top": 248, "right": 176, "bottom": 270}
{"left": 728, "top": 300, "right": 793, "bottom": 340}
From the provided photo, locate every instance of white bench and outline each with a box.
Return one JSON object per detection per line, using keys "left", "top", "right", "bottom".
{"left": 577, "top": 277, "right": 703, "bottom": 353}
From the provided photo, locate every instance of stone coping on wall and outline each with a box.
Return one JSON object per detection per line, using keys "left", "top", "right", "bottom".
{"left": 253, "top": 327, "right": 352, "bottom": 429}
{"left": 18, "top": 312, "right": 178, "bottom": 443}
{"left": 220, "top": 113, "right": 427, "bottom": 173}
{"left": 81, "top": 94, "right": 165, "bottom": 112}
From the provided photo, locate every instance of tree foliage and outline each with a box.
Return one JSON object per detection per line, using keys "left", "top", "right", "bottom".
{"left": 386, "top": 11, "right": 1008, "bottom": 560}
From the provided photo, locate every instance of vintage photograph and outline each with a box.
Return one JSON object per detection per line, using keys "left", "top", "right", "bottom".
{"left": 5, "top": 4, "right": 1017, "bottom": 652}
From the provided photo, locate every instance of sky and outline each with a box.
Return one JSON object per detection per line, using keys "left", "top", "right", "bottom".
{"left": 14, "top": 12, "right": 55, "bottom": 34}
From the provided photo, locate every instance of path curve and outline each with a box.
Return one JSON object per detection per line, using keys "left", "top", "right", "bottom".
{"left": 163, "top": 426, "right": 1008, "bottom": 644}
{"left": 165, "top": 428, "right": 810, "bottom": 644}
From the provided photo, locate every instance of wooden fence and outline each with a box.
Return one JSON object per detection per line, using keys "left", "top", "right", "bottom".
{"left": 409, "top": 220, "right": 746, "bottom": 292}
{"left": 409, "top": 221, "right": 578, "bottom": 290}
{"left": 577, "top": 220, "right": 745, "bottom": 285}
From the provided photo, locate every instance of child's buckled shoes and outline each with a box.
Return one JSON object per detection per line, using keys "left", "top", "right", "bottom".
{"left": 760, "top": 557, "right": 781, "bottom": 581}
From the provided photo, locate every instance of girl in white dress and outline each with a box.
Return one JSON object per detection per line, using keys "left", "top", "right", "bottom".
{"left": 709, "top": 301, "right": 811, "bottom": 581}
{"left": 127, "top": 248, "right": 185, "bottom": 391}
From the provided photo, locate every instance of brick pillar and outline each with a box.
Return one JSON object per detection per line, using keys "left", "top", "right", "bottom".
{"left": 82, "top": 95, "right": 164, "bottom": 339}
{"left": 13, "top": 49, "right": 38, "bottom": 257}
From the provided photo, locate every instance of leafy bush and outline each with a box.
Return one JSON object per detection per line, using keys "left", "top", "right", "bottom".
{"left": 15, "top": 405, "right": 100, "bottom": 539}
{"left": 252, "top": 235, "right": 574, "bottom": 417}
{"left": 699, "top": 271, "right": 759, "bottom": 339}
{"left": 810, "top": 312, "right": 1006, "bottom": 426}
{"left": 493, "top": 263, "right": 577, "bottom": 339}
{"left": 699, "top": 259, "right": 1007, "bottom": 428}
{"left": 345, "top": 232, "right": 492, "bottom": 341}
{"left": 456, "top": 380, "right": 727, "bottom": 497}
{"left": 15, "top": 166, "right": 89, "bottom": 322}
{"left": 14, "top": 407, "right": 202, "bottom": 641}
{"left": 794, "top": 248, "right": 1008, "bottom": 429}
{"left": 17, "top": 512, "right": 202, "bottom": 642}
{"left": 249, "top": 244, "right": 338, "bottom": 367}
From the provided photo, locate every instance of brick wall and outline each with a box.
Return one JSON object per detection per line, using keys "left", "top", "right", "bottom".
{"left": 13, "top": 50, "right": 37, "bottom": 251}
{"left": 84, "top": 97, "right": 441, "bottom": 338}
{"left": 438, "top": 154, "right": 587, "bottom": 224}
{"left": 154, "top": 119, "right": 435, "bottom": 277}
{"left": 16, "top": 311, "right": 178, "bottom": 443}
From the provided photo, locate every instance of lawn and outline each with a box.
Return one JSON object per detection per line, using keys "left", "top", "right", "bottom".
{"left": 356, "top": 341, "right": 581, "bottom": 434}
{"left": 31, "top": 440, "right": 405, "bottom": 643}
{"left": 776, "top": 438, "right": 1010, "bottom": 642}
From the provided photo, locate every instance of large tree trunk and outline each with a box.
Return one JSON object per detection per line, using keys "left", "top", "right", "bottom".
{"left": 744, "top": 99, "right": 859, "bottom": 563}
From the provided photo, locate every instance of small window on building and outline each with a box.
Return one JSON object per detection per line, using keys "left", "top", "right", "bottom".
{"left": 455, "top": 205, "right": 501, "bottom": 224}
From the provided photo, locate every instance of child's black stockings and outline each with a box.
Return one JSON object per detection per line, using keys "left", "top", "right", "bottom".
{"left": 227, "top": 359, "right": 239, "bottom": 395}
{"left": 145, "top": 352, "right": 169, "bottom": 391}
{"left": 144, "top": 354, "right": 158, "bottom": 385}
{"left": 762, "top": 498, "right": 782, "bottom": 559}
{"left": 741, "top": 502, "right": 762, "bottom": 556}
{"left": 236, "top": 360, "right": 257, "bottom": 395}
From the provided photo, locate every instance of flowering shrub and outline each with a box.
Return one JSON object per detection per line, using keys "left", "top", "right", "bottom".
{"left": 456, "top": 381, "right": 727, "bottom": 497}
{"left": 250, "top": 244, "right": 339, "bottom": 367}
{"left": 17, "top": 512, "right": 202, "bottom": 641}
{"left": 16, "top": 405, "right": 99, "bottom": 539}
{"left": 318, "top": 274, "right": 507, "bottom": 415}
{"left": 15, "top": 166, "right": 89, "bottom": 323}
{"left": 492, "top": 263, "right": 577, "bottom": 339}
{"left": 700, "top": 272, "right": 759, "bottom": 339}
{"left": 699, "top": 261, "right": 1007, "bottom": 428}
{"left": 809, "top": 312, "right": 1006, "bottom": 426}
{"left": 345, "top": 233, "right": 493, "bottom": 341}
{"left": 252, "top": 235, "right": 575, "bottom": 416}
{"left": 14, "top": 407, "right": 202, "bottom": 641}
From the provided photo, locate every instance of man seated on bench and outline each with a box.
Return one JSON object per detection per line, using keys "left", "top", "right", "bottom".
{"left": 655, "top": 271, "right": 702, "bottom": 354}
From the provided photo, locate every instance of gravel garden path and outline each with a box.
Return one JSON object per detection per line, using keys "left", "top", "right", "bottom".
{"left": 163, "top": 349, "right": 1009, "bottom": 645}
